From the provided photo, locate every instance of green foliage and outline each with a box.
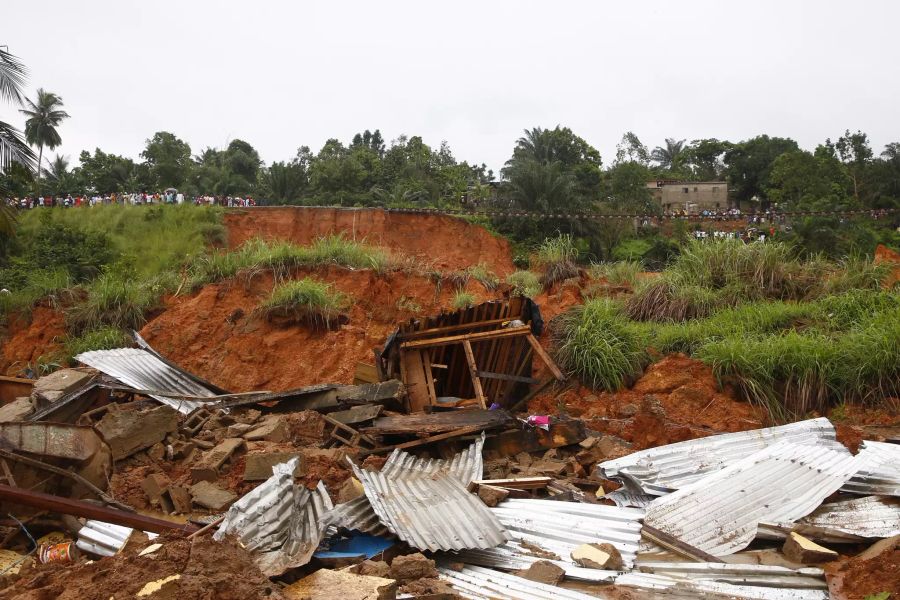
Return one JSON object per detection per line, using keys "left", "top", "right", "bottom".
{"left": 862, "top": 592, "right": 891, "bottom": 600}
{"left": 261, "top": 277, "right": 350, "bottom": 328}
{"left": 590, "top": 260, "right": 642, "bottom": 287}
{"left": 62, "top": 326, "right": 131, "bottom": 364}
{"left": 141, "top": 131, "right": 192, "bottom": 189}
{"left": 451, "top": 290, "right": 476, "bottom": 310}
{"left": 724, "top": 135, "right": 800, "bottom": 205}
{"left": 67, "top": 265, "right": 165, "bottom": 332}
{"left": 534, "top": 234, "right": 581, "bottom": 287}
{"left": 505, "top": 270, "right": 541, "bottom": 298}
{"left": 467, "top": 263, "right": 499, "bottom": 290}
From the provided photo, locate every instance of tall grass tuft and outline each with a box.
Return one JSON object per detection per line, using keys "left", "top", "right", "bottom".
{"left": 260, "top": 277, "right": 350, "bottom": 328}
{"left": 67, "top": 269, "right": 163, "bottom": 333}
{"left": 451, "top": 290, "right": 476, "bottom": 310}
{"left": 552, "top": 299, "right": 649, "bottom": 391}
{"left": 506, "top": 270, "right": 541, "bottom": 298}
{"left": 62, "top": 326, "right": 131, "bottom": 363}
{"left": 590, "top": 260, "right": 643, "bottom": 287}
{"left": 467, "top": 263, "right": 500, "bottom": 291}
{"left": 535, "top": 234, "right": 580, "bottom": 287}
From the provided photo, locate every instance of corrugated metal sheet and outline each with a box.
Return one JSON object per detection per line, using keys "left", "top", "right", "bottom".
{"left": 381, "top": 433, "right": 484, "bottom": 484}
{"left": 323, "top": 494, "right": 390, "bottom": 537}
{"left": 446, "top": 541, "right": 618, "bottom": 583}
{"left": 841, "top": 440, "right": 900, "bottom": 496}
{"left": 615, "top": 572, "right": 828, "bottom": 600}
{"left": 759, "top": 495, "right": 900, "bottom": 542}
{"left": 603, "top": 490, "right": 655, "bottom": 509}
{"left": 643, "top": 441, "right": 864, "bottom": 556}
{"left": 350, "top": 462, "right": 508, "bottom": 552}
{"left": 597, "top": 418, "right": 838, "bottom": 495}
{"left": 214, "top": 458, "right": 332, "bottom": 576}
{"left": 490, "top": 498, "right": 643, "bottom": 567}
{"left": 635, "top": 562, "right": 826, "bottom": 589}
{"left": 437, "top": 564, "right": 601, "bottom": 600}
{"left": 76, "top": 520, "right": 158, "bottom": 557}
{"left": 76, "top": 348, "right": 216, "bottom": 413}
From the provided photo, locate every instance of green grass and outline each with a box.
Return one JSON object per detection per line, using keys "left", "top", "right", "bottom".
{"left": 451, "top": 290, "right": 476, "bottom": 310}
{"left": 261, "top": 277, "right": 350, "bottom": 328}
{"left": 506, "top": 270, "right": 541, "bottom": 298}
{"left": 590, "top": 260, "right": 643, "bottom": 287}
{"left": 534, "top": 234, "right": 580, "bottom": 287}
{"left": 66, "top": 268, "right": 169, "bottom": 333}
{"left": 467, "top": 263, "right": 500, "bottom": 291}
{"left": 62, "top": 326, "right": 132, "bottom": 364}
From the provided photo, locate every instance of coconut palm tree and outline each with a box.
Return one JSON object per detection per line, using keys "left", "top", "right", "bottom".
{"left": 20, "top": 88, "right": 69, "bottom": 185}
{"left": 0, "top": 46, "right": 36, "bottom": 236}
{"left": 650, "top": 138, "right": 687, "bottom": 170}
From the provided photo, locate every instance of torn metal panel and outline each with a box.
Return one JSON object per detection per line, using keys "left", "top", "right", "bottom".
{"left": 760, "top": 495, "right": 900, "bottom": 542}
{"left": 603, "top": 490, "right": 656, "bottom": 509}
{"left": 214, "top": 458, "right": 332, "bottom": 576}
{"left": 447, "top": 540, "right": 618, "bottom": 583}
{"left": 615, "top": 572, "right": 828, "bottom": 600}
{"left": 76, "top": 348, "right": 216, "bottom": 414}
{"left": 381, "top": 433, "right": 484, "bottom": 485}
{"left": 644, "top": 441, "right": 864, "bottom": 556}
{"left": 636, "top": 562, "right": 826, "bottom": 589}
{"left": 437, "top": 564, "right": 601, "bottom": 600}
{"left": 491, "top": 498, "right": 643, "bottom": 567}
{"left": 597, "top": 418, "right": 838, "bottom": 495}
{"left": 841, "top": 440, "right": 900, "bottom": 496}
{"left": 76, "top": 520, "right": 158, "bottom": 557}
{"left": 350, "top": 462, "right": 508, "bottom": 552}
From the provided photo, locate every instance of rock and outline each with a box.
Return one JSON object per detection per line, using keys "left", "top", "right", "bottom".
{"left": 190, "top": 437, "right": 246, "bottom": 483}
{"left": 782, "top": 532, "right": 838, "bottom": 564}
{"left": 597, "top": 435, "right": 632, "bottom": 460}
{"left": 189, "top": 480, "right": 237, "bottom": 511}
{"left": 527, "top": 459, "right": 568, "bottom": 477}
{"left": 514, "top": 452, "right": 533, "bottom": 467}
{"left": 31, "top": 369, "right": 93, "bottom": 408}
{"left": 233, "top": 408, "right": 262, "bottom": 424}
{"left": 336, "top": 477, "right": 365, "bottom": 503}
{"left": 95, "top": 405, "right": 179, "bottom": 460}
{"left": 243, "top": 451, "right": 303, "bottom": 481}
{"left": 170, "top": 440, "right": 195, "bottom": 460}
{"left": 288, "top": 410, "right": 327, "bottom": 444}
{"left": 141, "top": 473, "right": 171, "bottom": 506}
{"left": 617, "top": 403, "right": 638, "bottom": 418}
{"left": 147, "top": 442, "right": 166, "bottom": 462}
{"left": 226, "top": 423, "right": 254, "bottom": 437}
{"left": 0, "top": 398, "right": 34, "bottom": 422}
{"left": 477, "top": 484, "right": 509, "bottom": 507}
{"left": 162, "top": 485, "right": 192, "bottom": 514}
{"left": 244, "top": 416, "right": 289, "bottom": 442}
{"left": 542, "top": 448, "right": 559, "bottom": 460}
{"left": 578, "top": 436, "right": 599, "bottom": 449}
{"left": 284, "top": 568, "right": 397, "bottom": 600}
{"left": 389, "top": 553, "right": 437, "bottom": 581}
{"left": 518, "top": 560, "right": 565, "bottom": 585}
{"left": 354, "top": 560, "right": 391, "bottom": 578}
{"left": 571, "top": 543, "right": 624, "bottom": 570}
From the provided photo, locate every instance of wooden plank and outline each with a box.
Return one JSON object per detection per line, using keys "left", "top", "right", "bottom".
{"left": 470, "top": 477, "right": 551, "bottom": 490}
{"left": 353, "top": 362, "right": 379, "bottom": 385}
{"left": 641, "top": 524, "right": 725, "bottom": 563}
{"left": 476, "top": 371, "right": 541, "bottom": 385}
{"left": 525, "top": 334, "right": 566, "bottom": 381}
{"left": 400, "top": 349, "right": 434, "bottom": 412}
{"left": 364, "top": 409, "right": 514, "bottom": 436}
{"left": 401, "top": 326, "right": 531, "bottom": 350}
{"left": 397, "top": 317, "right": 512, "bottom": 341}
{"left": 462, "top": 340, "right": 487, "bottom": 409}
{"left": 361, "top": 425, "right": 483, "bottom": 456}
{"left": 422, "top": 350, "right": 437, "bottom": 408}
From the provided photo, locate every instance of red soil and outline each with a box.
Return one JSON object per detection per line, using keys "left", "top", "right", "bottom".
{"left": 874, "top": 243, "right": 900, "bottom": 288}
{"left": 0, "top": 304, "right": 66, "bottom": 376}
{"left": 139, "top": 267, "right": 502, "bottom": 392}
{"left": 225, "top": 207, "right": 516, "bottom": 276}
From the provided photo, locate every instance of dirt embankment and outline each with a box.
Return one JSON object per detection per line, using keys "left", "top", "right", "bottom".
{"left": 225, "top": 207, "right": 516, "bottom": 275}
{"left": 139, "top": 267, "right": 503, "bottom": 392}
{"left": 874, "top": 243, "right": 900, "bottom": 288}
{"left": 0, "top": 304, "right": 66, "bottom": 375}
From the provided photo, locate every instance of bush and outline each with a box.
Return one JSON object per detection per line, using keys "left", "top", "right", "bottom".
{"left": 590, "top": 260, "right": 642, "bottom": 287}
{"left": 467, "top": 263, "right": 500, "bottom": 291}
{"left": 506, "top": 270, "right": 541, "bottom": 298}
{"left": 534, "top": 234, "right": 581, "bottom": 288}
{"left": 261, "top": 277, "right": 350, "bottom": 328}
{"left": 62, "top": 326, "right": 131, "bottom": 364}
{"left": 451, "top": 290, "right": 476, "bottom": 310}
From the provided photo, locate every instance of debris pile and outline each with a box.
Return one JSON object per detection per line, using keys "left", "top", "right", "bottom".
{"left": 0, "top": 297, "right": 897, "bottom": 599}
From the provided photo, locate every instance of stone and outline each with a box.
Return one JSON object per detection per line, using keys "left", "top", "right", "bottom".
{"left": 289, "top": 410, "right": 327, "bottom": 444}
{"left": 147, "top": 442, "right": 166, "bottom": 462}
{"left": 782, "top": 532, "right": 838, "bottom": 564}
{"left": 477, "top": 484, "right": 509, "bottom": 507}
{"left": 0, "top": 398, "right": 34, "bottom": 422}
{"left": 233, "top": 408, "right": 262, "bottom": 424}
{"left": 597, "top": 435, "right": 632, "bottom": 460}
{"left": 527, "top": 459, "right": 568, "bottom": 477}
{"left": 389, "top": 553, "right": 437, "bottom": 581}
{"left": 617, "top": 403, "right": 638, "bottom": 418}
{"left": 571, "top": 543, "right": 624, "bottom": 570}
{"left": 31, "top": 369, "right": 93, "bottom": 408}
{"left": 514, "top": 452, "right": 533, "bottom": 467}
{"left": 243, "top": 451, "right": 303, "bottom": 481}
{"left": 354, "top": 560, "right": 391, "bottom": 579}
{"left": 190, "top": 438, "right": 246, "bottom": 483}
{"left": 189, "top": 480, "right": 237, "bottom": 511}
{"left": 336, "top": 477, "right": 365, "bottom": 504}
{"left": 244, "top": 416, "right": 289, "bottom": 442}
{"left": 141, "top": 473, "right": 171, "bottom": 506}
{"left": 283, "top": 568, "right": 397, "bottom": 600}
{"left": 162, "top": 485, "right": 192, "bottom": 514}
{"left": 578, "top": 436, "right": 599, "bottom": 449}
{"left": 518, "top": 560, "right": 565, "bottom": 585}
{"left": 95, "top": 405, "right": 179, "bottom": 460}
{"left": 170, "top": 440, "right": 195, "bottom": 460}
{"left": 226, "top": 423, "right": 254, "bottom": 437}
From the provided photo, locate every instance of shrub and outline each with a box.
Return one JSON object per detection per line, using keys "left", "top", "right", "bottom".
{"left": 534, "top": 234, "right": 580, "bottom": 287}
{"left": 506, "top": 270, "right": 541, "bottom": 298}
{"left": 261, "top": 277, "right": 350, "bottom": 328}
{"left": 451, "top": 290, "right": 476, "bottom": 310}
{"left": 67, "top": 268, "right": 163, "bottom": 333}
{"left": 552, "top": 299, "right": 648, "bottom": 391}
{"left": 590, "top": 260, "right": 642, "bottom": 287}
{"left": 62, "top": 326, "right": 131, "bottom": 363}
{"left": 467, "top": 263, "right": 500, "bottom": 291}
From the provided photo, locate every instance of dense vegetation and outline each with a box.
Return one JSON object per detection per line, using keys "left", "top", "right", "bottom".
{"left": 552, "top": 239, "right": 899, "bottom": 421}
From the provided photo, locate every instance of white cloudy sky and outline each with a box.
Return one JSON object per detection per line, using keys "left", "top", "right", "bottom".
{"left": 3, "top": 0, "right": 898, "bottom": 173}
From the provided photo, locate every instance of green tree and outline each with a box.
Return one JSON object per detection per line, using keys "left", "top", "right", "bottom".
{"left": 832, "top": 129, "right": 873, "bottom": 205}
{"left": 766, "top": 148, "right": 853, "bottom": 211}
{"left": 724, "top": 135, "right": 799, "bottom": 207}
{"left": 264, "top": 160, "right": 308, "bottom": 203}
{"left": 1, "top": 46, "right": 36, "bottom": 240}
{"left": 606, "top": 160, "right": 655, "bottom": 213}
{"left": 650, "top": 138, "right": 687, "bottom": 171}
{"left": 77, "top": 149, "right": 147, "bottom": 193}
{"left": 615, "top": 132, "right": 649, "bottom": 166}
{"left": 45, "top": 154, "right": 73, "bottom": 195}
{"left": 141, "top": 131, "right": 192, "bottom": 188}
{"left": 19, "top": 88, "right": 69, "bottom": 188}
{"left": 685, "top": 138, "right": 731, "bottom": 180}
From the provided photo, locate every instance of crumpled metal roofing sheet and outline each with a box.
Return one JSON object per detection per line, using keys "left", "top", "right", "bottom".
{"left": 841, "top": 440, "right": 900, "bottom": 496}
{"left": 635, "top": 562, "right": 826, "bottom": 590}
{"left": 760, "top": 495, "right": 900, "bottom": 542}
{"left": 597, "top": 418, "right": 837, "bottom": 495}
{"left": 604, "top": 489, "right": 656, "bottom": 509}
{"left": 76, "top": 520, "right": 158, "bottom": 557}
{"left": 214, "top": 458, "right": 332, "bottom": 576}
{"left": 76, "top": 348, "right": 216, "bottom": 413}
{"left": 322, "top": 493, "right": 390, "bottom": 537}
{"left": 350, "top": 462, "right": 508, "bottom": 552}
{"left": 446, "top": 541, "right": 618, "bottom": 583}
{"left": 644, "top": 440, "right": 864, "bottom": 556}
{"left": 437, "top": 564, "right": 603, "bottom": 600}
{"left": 615, "top": 572, "right": 828, "bottom": 600}
{"left": 489, "top": 498, "right": 643, "bottom": 567}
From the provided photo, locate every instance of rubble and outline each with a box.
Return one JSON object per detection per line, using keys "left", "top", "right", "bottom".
{"left": 189, "top": 480, "right": 237, "bottom": 511}
{"left": 283, "top": 568, "right": 397, "bottom": 600}
{"left": 95, "top": 404, "right": 179, "bottom": 460}
{"left": 782, "top": 532, "right": 838, "bottom": 564}
{"left": 518, "top": 559, "right": 566, "bottom": 585}
{"left": 388, "top": 552, "right": 437, "bottom": 580}
{"left": 571, "top": 542, "right": 624, "bottom": 570}
{"left": 190, "top": 437, "right": 245, "bottom": 483}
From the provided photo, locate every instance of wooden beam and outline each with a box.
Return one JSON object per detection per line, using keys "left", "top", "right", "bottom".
{"left": 470, "top": 477, "right": 551, "bottom": 490}
{"left": 462, "top": 340, "right": 487, "bottom": 409}
{"left": 360, "top": 425, "right": 482, "bottom": 456}
{"left": 641, "top": 523, "right": 725, "bottom": 563}
{"left": 401, "top": 326, "right": 531, "bottom": 350}
{"left": 476, "top": 371, "right": 541, "bottom": 385}
{"left": 525, "top": 334, "right": 566, "bottom": 381}
{"left": 397, "top": 317, "right": 516, "bottom": 341}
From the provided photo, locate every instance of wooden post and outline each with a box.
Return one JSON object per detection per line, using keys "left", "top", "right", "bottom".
{"left": 462, "top": 340, "right": 487, "bottom": 409}
{"left": 525, "top": 334, "right": 566, "bottom": 381}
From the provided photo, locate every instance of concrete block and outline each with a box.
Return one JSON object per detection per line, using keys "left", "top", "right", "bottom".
{"left": 0, "top": 398, "right": 34, "bottom": 422}
{"left": 243, "top": 452, "right": 303, "bottom": 481}
{"left": 783, "top": 532, "right": 838, "bottom": 564}
{"left": 571, "top": 542, "right": 624, "bottom": 570}
{"left": 141, "top": 473, "right": 171, "bottom": 505}
{"left": 95, "top": 405, "right": 179, "bottom": 460}
{"left": 244, "top": 416, "right": 289, "bottom": 442}
{"left": 189, "top": 480, "right": 237, "bottom": 511}
{"left": 190, "top": 438, "right": 245, "bottom": 483}
{"left": 162, "top": 485, "right": 192, "bottom": 514}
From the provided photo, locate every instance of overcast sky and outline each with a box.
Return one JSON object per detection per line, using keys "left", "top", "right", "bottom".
{"left": 3, "top": 0, "right": 899, "bottom": 174}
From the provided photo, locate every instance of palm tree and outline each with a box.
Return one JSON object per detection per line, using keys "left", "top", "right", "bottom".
{"left": 45, "top": 154, "right": 69, "bottom": 193}
{"left": 20, "top": 88, "right": 69, "bottom": 186}
{"left": 0, "top": 46, "right": 36, "bottom": 236}
{"left": 650, "top": 138, "right": 687, "bottom": 170}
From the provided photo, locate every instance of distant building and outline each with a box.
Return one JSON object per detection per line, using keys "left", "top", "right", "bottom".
{"left": 647, "top": 180, "right": 730, "bottom": 213}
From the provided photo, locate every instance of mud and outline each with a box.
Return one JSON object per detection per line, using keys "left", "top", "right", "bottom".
{"left": 874, "top": 243, "right": 900, "bottom": 288}
{"left": 826, "top": 537, "right": 900, "bottom": 600}
{"left": 225, "top": 207, "right": 516, "bottom": 275}
{"left": 0, "top": 304, "right": 66, "bottom": 376}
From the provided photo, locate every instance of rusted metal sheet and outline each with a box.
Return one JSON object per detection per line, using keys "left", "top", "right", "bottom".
{"left": 0, "top": 376, "right": 34, "bottom": 404}
{"left": 643, "top": 441, "right": 864, "bottom": 556}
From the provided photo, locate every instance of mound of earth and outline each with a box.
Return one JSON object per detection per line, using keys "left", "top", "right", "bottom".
{"left": 874, "top": 243, "right": 900, "bottom": 288}
{"left": 1, "top": 304, "right": 66, "bottom": 376}
{"left": 225, "top": 207, "right": 516, "bottom": 275}
{"left": 139, "top": 267, "right": 503, "bottom": 392}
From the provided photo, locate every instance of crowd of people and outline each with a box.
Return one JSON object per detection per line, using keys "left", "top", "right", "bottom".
{"left": 3, "top": 192, "right": 259, "bottom": 209}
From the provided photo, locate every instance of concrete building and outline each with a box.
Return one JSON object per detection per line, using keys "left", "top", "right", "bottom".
{"left": 647, "top": 180, "right": 729, "bottom": 213}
